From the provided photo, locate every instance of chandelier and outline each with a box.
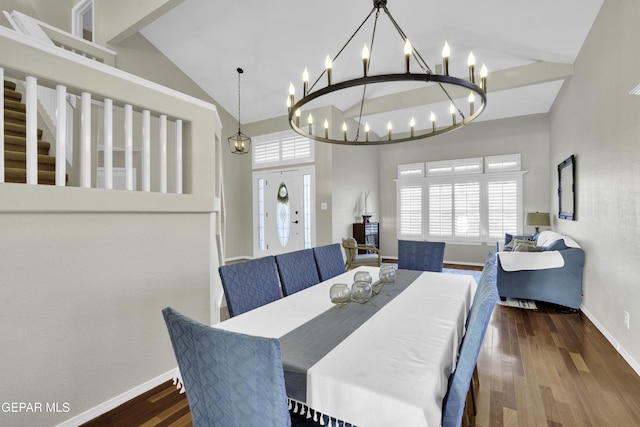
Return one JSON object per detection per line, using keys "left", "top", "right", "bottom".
{"left": 287, "top": 0, "right": 487, "bottom": 145}
{"left": 228, "top": 67, "right": 251, "bottom": 154}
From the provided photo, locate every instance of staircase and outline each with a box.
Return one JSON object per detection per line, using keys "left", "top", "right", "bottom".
{"left": 3, "top": 80, "right": 57, "bottom": 185}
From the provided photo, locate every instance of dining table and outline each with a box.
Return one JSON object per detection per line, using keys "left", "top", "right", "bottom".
{"left": 214, "top": 265, "right": 477, "bottom": 427}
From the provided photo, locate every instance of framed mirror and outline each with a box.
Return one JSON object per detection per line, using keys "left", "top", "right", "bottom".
{"left": 558, "top": 155, "right": 576, "bottom": 220}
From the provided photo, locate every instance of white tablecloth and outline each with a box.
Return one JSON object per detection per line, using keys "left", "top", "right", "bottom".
{"left": 215, "top": 266, "right": 476, "bottom": 427}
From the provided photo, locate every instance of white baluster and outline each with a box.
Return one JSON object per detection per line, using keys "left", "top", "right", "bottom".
{"left": 80, "top": 92, "right": 91, "bottom": 188}
{"left": 175, "top": 119, "right": 183, "bottom": 194}
{"left": 55, "top": 85, "right": 67, "bottom": 186}
{"left": 25, "top": 76, "right": 38, "bottom": 185}
{"left": 159, "top": 114, "right": 167, "bottom": 193}
{"left": 142, "top": 109, "right": 151, "bottom": 192}
{"left": 124, "top": 104, "right": 133, "bottom": 191}
{"left": 0, "top": 67, "right": 4, "bottom": 183}
{"left": 103, "top": 98, "right": 113, "bottom": 189}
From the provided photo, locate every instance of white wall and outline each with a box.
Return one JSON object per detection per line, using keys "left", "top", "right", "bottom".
{"left": 549, "top": 0, "right": 640, "bottom": 371}
{"left": 332, "top": 144, "right": 380, "bottom": 244}
{"left": 0, "top": 213, "right": 211, "bottom": 426}
{"left": 377, "top": 113, "right": 551, "bottom": 264}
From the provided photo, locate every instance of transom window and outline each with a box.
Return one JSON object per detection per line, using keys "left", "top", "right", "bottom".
{"left": 397, "top": 154, "right": 524, "bottom": 243}
{"left": 252, "top": 130, "right": 314, "bottom": 169}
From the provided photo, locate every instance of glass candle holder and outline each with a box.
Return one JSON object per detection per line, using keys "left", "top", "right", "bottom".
{"left": 351, "top": 281, "right": 372, "bottom": 303}
{"left": 330, "top": 283, "right": 351, "bottom": 304}
{"left": 354, "top": 270, "right": 372, "bottom": 284}
{"left": 379, "top": 264, "right": 397, "bottom": 284}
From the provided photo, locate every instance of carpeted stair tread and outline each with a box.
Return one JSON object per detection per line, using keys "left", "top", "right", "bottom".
{"left": 4, "top": 109, "right": 26, "bottom": 123}
{"left": 4, "top": 80, "right": 16, "bottom": 91}
{"left": 5, "top": 167, "right": 56, "bottom": 185}
{"left": 5, "top": 135, "right": 51, "bottom": 155}
{"left": 4, "top": 98, "right": 26, "bottom": 113}
{"left": 4, "top": 151, "right": 56, "bottom": 172}
{"left": 3, "top": 122, "right": 43, "bottom": 138}
{"left": 4, "top": 88, "right": 22, "bottom": 102}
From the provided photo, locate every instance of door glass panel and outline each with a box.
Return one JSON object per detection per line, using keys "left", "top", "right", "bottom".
{"left": 303, "top": 174, "right": 311, "bottom": 249}
{"left": 276, "top": 182, "right": 290, "bottom": 247}
{"left": 258, "top": 178, "right": 265, "bottom": 250}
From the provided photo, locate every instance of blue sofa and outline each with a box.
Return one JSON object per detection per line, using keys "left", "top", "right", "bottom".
{"left": 496, "top": 231, "right": 585, "bottom": 310}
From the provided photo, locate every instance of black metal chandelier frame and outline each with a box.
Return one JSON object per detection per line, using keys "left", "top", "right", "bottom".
{"left": 287, "top": 0, "right": 487, "bottom": 145}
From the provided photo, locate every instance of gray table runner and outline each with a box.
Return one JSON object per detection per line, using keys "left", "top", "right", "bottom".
{"left": 279, "top": 269, "right": 423, "bottom": 402}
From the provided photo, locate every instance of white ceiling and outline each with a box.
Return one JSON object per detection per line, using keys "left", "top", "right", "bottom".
{"left": 140, "top": 0, "right": 603, "bottom": 137}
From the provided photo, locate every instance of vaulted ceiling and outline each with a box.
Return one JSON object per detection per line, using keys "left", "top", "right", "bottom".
{"left": 140, "top": 0, "right": 604, "bottom": 137}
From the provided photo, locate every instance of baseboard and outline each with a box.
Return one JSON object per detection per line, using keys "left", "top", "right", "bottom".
{"left": 581, "top": 305, "right": 640, "bottom": 377}
{"left": 224, "top": 255, "right": 253, "bottom": 263}
{"left": 55, "top": 368, "right": 179, "bottom": 427}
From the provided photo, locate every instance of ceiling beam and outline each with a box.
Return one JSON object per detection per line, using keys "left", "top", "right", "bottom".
{"left": 343, "top": 61, "right": 574, "bottom": 119}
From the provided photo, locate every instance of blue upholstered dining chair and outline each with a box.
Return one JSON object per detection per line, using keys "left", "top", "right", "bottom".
{"left": 312, "top": 243, "right": 346, "bottom": 281}
{"left": 441, "top": 265, "right": 499, "bottom": 427}
{"left": 397, "top": 240, "right": 446, "bottom": 272}
{"left": 161, "top": 307, "right": 291, "bottom": 427}
{"left": 275, "top": 249, "right": 320, "bottom": 296}
{"left": 218, "top": 256, "right": 281, "bottom": 317}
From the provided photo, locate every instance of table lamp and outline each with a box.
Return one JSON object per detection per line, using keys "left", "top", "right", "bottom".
{"left": 526, "top": 212, "right": 550, "bottom": 234}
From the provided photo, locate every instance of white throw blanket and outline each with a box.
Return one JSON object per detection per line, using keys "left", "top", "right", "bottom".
{"left": 497, "top": 250, "right": 565, "bottom": 271}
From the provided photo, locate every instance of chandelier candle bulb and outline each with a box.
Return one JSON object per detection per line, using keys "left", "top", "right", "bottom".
{"left": 342, "top": 122, "right": 348, "bottom": 141}
{"left": 404, "top": 39, "right": 412, "bottom": 73}
{"left": 324, "top": 119, "right": 329, "bottom": 139}
{"left": 450, "top": 103, "right": 456, "bottom": 125}
{"left": 325, "top": 55, "right": 333, "bottom": 85}
{"left": 469, "top": 92, "right": 475, "bottom": 115}
{"left": 480, "top": 63, "right": 488, "bottom": 91}
{"left": 308, "top": 114, "right": 313, "bottom": 134}
{"left": 365, "top": 123, "right": 370, "bottom": 142}
{"left": 468, "top": 51, "right": 476, "bottom": 83}
{"left": 303, "top": 68, "right": 309, "bottom": 96}
{"left": 387, "top": 121, "right": 392, "bottom": 141}
{"left": 430, "top": 111, "right": 436, "bottom": 132}
{"left": 288, "top": 82, "right": 295, "bottom": 111}
{"left": 442, "top": 41, "right": 450, "bottom": 76}
{"left": 410, "top": 117, "right": 415, "bottom": 137}
{"left": 362, "top": 44, "right": 370, "bottom": 77}
{"left": 295, "top": 109, "right": 301, "bottom": 127}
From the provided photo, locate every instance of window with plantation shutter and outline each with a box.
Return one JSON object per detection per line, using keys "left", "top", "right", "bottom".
{"left": 397, "top": 154, "right": 523, "bottom": 243}
{"left": 487, "top": 179, "right": 519, "bottom": 239}
{"left": 428, "top": 183, "right": 453, "bottom": 237}
{"left": 454, "top": 182, "right": 481, "bottom": 239}
{"left": 281, "top": 136, "right": 312, "bottom": 161}
{"left": 253, "top": 131, "right": 314, "bottom": 169}
{"left": 253, "top": 139, "right": 280, "bottom": 166}
{"left": 398, "top": 183, "right": 423, "bottom": 237}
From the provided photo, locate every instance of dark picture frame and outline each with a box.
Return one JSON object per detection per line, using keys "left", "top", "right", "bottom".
{"left": 558, "top": 154, "right": 576, "bottom": 220}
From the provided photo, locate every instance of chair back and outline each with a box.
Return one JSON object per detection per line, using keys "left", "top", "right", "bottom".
{"left": 162, "top": 307, "right": 291, "bottom": 427}
{"left": 441, "top": 275, "right": 499, "bottom": 427}
{"left": 218, "top": 256, "right": 281, "bottom": 317}
{"left": 341, "top": 237, "right": 358, "bottom": 267}
{"left": 398, "top": 240, "right": 446, "bottom": 272}
{"left": 275, "top": 249, "right": 320, "bottom": 296}
{"left": 313, "top": 243, "right": 346, "bottom": 281}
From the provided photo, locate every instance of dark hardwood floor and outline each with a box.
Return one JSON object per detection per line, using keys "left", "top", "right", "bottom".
{"left": 83, "top": 303, "right": 640, "bottom": 427}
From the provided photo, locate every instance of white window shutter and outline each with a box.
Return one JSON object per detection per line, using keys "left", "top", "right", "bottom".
{"left": 487, "top": 180, "right": 518, "bottom": 238}
{"left": 428, "top": 183, "right": 453, "bottom": 237}
{"left": 399, "top": 184, "right": 423, "bottom": 236}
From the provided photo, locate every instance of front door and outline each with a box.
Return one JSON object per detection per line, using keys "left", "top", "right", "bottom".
{"left": 253, "top": 166, "right": 314, "bottom": 257}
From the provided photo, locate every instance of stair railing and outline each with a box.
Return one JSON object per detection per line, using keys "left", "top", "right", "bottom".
{"left": 0, "top": 24, "right": 221, "bottom": 203}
